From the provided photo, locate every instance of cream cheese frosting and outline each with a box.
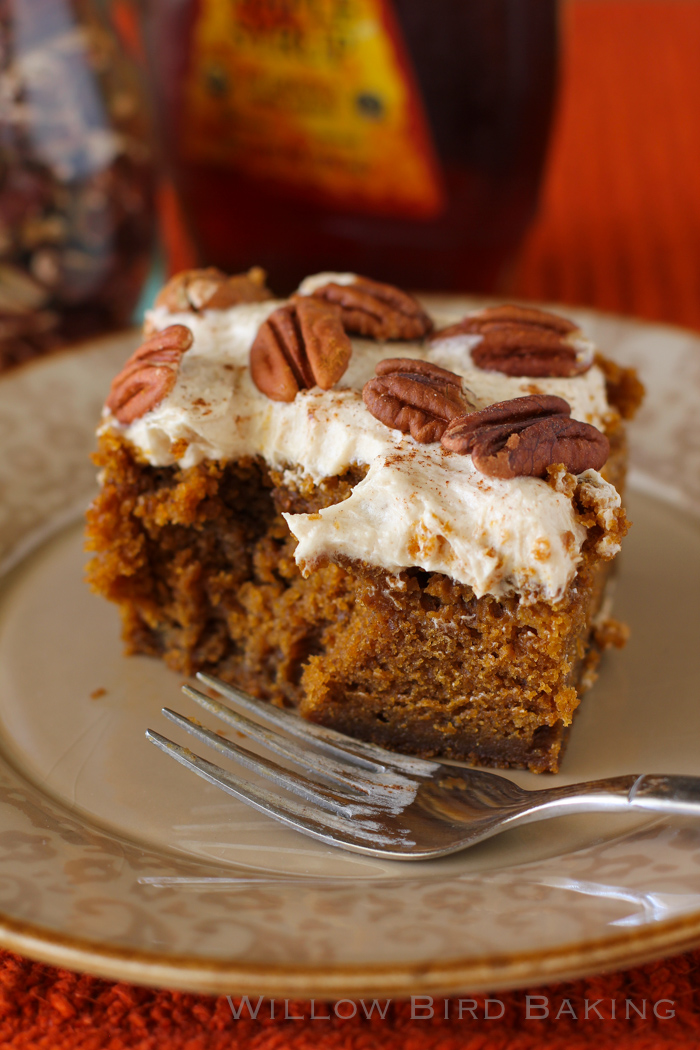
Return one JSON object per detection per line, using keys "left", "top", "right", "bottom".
{"left": 100, "top": 278, "right": 622, "bottom": 603}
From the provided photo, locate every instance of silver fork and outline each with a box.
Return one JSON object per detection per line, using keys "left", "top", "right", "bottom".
{"left": 146, "top": 673, "right": 700, "bottom": 861}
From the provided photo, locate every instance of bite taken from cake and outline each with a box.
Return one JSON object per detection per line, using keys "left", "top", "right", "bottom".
{"left": 86, "top": 268, "right": 644, "bottom": 773}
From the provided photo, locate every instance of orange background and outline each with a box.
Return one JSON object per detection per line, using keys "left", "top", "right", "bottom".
{"left": 2, "top": 1, "right": 700, "bottom": 1046}
{"left": 512, "top": 0, "right": 700, "bottom": 331}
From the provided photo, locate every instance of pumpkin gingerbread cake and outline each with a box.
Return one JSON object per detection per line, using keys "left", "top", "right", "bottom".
{"left": 86, "top": 268, "right": 643, "bottom": 773}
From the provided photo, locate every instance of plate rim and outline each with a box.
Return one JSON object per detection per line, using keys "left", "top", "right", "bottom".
{"left": 1, "top": 308, "right": 699, "bottom": 996}
{"left": 3, "top": 904, "right": 700, "bottom": 997}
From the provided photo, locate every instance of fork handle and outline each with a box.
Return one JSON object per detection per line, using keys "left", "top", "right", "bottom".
{"left": 626, "top": 774, "right": 700, "bottom": 815}
{"left": 546, "top": 773, "right": 700, "bottom": 817}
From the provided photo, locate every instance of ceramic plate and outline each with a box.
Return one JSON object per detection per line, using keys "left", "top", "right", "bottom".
{"left": 0, "top": 303, "right": 699, "bottom": 997}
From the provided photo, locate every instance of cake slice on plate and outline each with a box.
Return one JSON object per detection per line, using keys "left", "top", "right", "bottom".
{"left": 86, "top": 269, "right": 643, "bottom": 773}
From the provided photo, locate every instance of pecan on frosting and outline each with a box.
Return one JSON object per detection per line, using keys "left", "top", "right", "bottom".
{"left": 106, "top": 325, "right": 193, "bottom": 424}
{"left": 441, "top": 394, "right": 610, "bottom": 479}
{"left": 432, "top": 304, "right": 592, "bottom": 378}
{"left": 155, "top": 266, "right": 273, "bottom": 313}
{"left": 363, "top": 358, "right": 472, "bottom": 442}
{"left": 306, "top": 275, "right": 432, "bottom": 340}
{"left": 250, "top": 298, "right": 352, "bottom": 402}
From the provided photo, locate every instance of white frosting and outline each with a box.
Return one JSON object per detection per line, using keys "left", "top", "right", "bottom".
{"left": 100, "top": 278, "right": 622, "bottom": 603}
{"left": 428, "top": 333, "right": 603, "bottom": 425}
{"left": 289, "top": 449, "right": 594, "bottom": 601}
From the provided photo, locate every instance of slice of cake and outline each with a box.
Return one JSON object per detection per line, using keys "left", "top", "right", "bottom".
{"left": 86, "top": 268, "right": 643, "bottom": 773}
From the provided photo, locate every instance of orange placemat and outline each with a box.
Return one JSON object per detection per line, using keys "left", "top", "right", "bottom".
{"left": 1, "top": 947, "right": 700, "bottom": 1048}
{"left": 2, "top": 2, "right": 700, "bottom": 1046}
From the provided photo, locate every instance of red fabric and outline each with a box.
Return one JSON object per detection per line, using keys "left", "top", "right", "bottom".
{"left": 2, "top": 1, "right": 700, "bottom": 1045}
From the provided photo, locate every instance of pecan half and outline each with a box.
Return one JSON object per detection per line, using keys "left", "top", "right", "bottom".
{"left": 306, "top": 276, "right": 432, "bottom": 340}
{"left": 432, "top": 304, "right": 591, "bottom": 378}
{"left": 441, "top": 394, "right": 610, "bottom": 478}
{"left": 363, "top": 358, "right": 471, "bottom": 442}
{"left": 155, "top": 266, "right": 272, "bottom": 313}
{"left": 106, "top": 325, "right": 193, "bottom": 424}
{"left": 250, "top": 298, "right": 352, "bottom": 402}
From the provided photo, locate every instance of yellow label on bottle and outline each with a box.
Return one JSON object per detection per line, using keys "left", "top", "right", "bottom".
{"left": 180, "top": 0, "right": 445, "bottom": 219}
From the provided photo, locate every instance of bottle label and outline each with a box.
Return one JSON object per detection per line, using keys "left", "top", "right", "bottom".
{"left": 179, "top": 0, "right": 445, "bottom": 219}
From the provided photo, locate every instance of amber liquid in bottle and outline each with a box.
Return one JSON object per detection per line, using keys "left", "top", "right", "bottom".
{"left": 145, "top": 0, "right": 558, "bottom": 293}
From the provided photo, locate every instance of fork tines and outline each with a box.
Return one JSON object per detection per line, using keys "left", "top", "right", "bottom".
{"left": 146, "top": 673, "right": 437, "bottom": 855}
